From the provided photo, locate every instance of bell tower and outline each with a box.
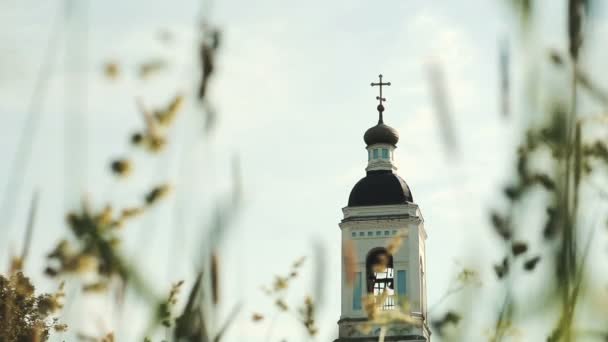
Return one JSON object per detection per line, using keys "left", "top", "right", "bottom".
{"left": 335, "top": 75, "right": 430, "bottom": 341}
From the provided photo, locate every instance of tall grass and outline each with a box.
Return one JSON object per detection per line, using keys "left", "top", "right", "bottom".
{"left": 432, "top": 1, "right": 608, "bottom": 341}
{"left": 2, "top": 1, "right": 608, "bottom": 342}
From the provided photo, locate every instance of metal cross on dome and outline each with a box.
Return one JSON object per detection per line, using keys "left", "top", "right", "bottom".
{"left": 370, "top": 74, "right": 391, "bottom": 123}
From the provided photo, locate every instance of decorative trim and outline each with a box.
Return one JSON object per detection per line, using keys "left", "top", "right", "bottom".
{"left": 333, "top": 335, "right": 427, "bottom": 342}
{"left": 342, "top": 203, "right": 421, "bottom": 221}
{"left": 341, "top": 214, "right": 416, "bottom": 223}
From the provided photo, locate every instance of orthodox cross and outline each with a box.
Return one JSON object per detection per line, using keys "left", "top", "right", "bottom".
{"left": 370, "top": 74, "right": 391, "bottom": 124}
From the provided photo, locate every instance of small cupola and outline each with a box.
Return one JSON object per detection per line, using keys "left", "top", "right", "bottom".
{"left": 364, "top": 74, "right": 399, "bottom": 172}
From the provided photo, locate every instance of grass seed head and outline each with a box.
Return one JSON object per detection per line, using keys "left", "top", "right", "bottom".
{"left": 494, "top": 257, "right": 509, "bottom": 279}
{"left": 145, "top": 184, "right": 171, "bottom": 205}
{"left": 104, "top": 62, "right": 120, "bottom": 79}
{"left": 511, "top": 241, "right": 528, "bottom": 256}
{"left": 110, "top": 159, "right": 132, "bottom": 177}
{"left": 387, "top": 234, "right": 403, "bottom": 255}
{"left": 275, "top": 299, "right": 289, "bottom": 311}
{"left": 524, "top": 256, "right": 541, "bottom": 271}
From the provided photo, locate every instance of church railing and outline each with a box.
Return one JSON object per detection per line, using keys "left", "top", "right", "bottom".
{"left": 376, "top": 294, "right": 396, "bottom": 311}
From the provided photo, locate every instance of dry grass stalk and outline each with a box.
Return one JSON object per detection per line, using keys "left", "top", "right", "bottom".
{"left": 298, "top": 296, "right": 318, "bottom": 336}
{"left": 426, "top": 61, "right": 459, "bottom": 158}
{"left": 256, "top": 256, "right": 322, "bottom": 339}
{"left": 0, "top": 273, "right": 66, "bottom": 341}
{"left": 343, "top": 240, "right": 357, "bottom": 286}
{"left": 500, "top": 38, "right": 510, "bottom": 117}
{"left": 133, "top": 94, "right": 184, "bottom": 153}
{"left": 211, "top": 252, "right": 219, "bottom": 305}
{"left": 159, "top": 280, "right": 185, "bottom": 328}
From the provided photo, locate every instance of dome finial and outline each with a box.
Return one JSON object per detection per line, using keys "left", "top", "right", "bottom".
{"left": 370, "top": 74, "right": 391, "bottom": 124}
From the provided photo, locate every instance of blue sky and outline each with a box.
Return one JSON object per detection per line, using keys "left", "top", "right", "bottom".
{"left": 3, "top": 0, "right": 608, "bottom": 341}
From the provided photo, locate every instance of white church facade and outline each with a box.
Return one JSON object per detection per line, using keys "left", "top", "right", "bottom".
{"left": 335, "top": 75, "right": 430, "bottom": 341}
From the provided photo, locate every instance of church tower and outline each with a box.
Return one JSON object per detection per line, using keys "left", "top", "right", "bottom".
{"left": 335, "top": 75, "right": 430, "bottom": 341}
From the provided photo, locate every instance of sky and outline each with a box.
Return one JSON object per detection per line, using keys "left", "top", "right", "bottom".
{"left": 2, "top": 0, "right": 608, "bottom": 341}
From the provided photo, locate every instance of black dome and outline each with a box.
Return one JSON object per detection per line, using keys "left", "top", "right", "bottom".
{"left": 364, "top": 123, "right": 399, "bottom": 146}
{"left": 348, "top": 170, "right": 413, "bottom": 207}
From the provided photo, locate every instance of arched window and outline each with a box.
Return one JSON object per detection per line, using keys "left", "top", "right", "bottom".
{"left": 381, "top": 148, "right": 389, "bottom": 159}
{"left": 366, "top": 247, "right": 395, "bottom": 310}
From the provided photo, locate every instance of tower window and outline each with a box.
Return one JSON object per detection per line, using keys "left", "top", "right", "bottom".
{"left": 376, "top": 231, "right": 382, "bottom": 236}
{"left": 382, "top": 148, "right": 389, "bottom": 159}
{"left": 397, "top": 270, "right": 407, "bottom": 299}
{"left": 353, "top": 272, "right": 362, "bottom": 310}
{"left": 359, "top": 232, "right": 365, "bottom": 237}
{"left": 368, "top": 150, "right": 371, "bottom": 161}
{"left": 373, "top": 149, "right": 379, "bottom": 159}
{"left": 352, "top": 232, "right": 356, "bottom": 237}
{"left": 384, "top": 231, "right": 390, "bottom": 236}
{"left": 366, "top": 248, "right": 395, "bottom": 310}
{"left": 367, "top": 231, "right": 373, "bottom": 236}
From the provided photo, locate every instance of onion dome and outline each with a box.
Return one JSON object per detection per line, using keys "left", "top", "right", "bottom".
{"left": 365, "top": 74, "right": 399, "bottom": 146}
{"left": 364, "top": 123, "right": 399, "bottom": 146}
{"left": 348, "top": 170, "right": 413, "bottom": 206}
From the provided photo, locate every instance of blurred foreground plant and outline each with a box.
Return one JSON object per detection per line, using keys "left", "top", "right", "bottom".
{"left": 433, "top": 1, "right": 608, "bottom": 341}
{"left": 252, "top": 257, "right": 321, "bottom": 340}
{"left": 0, "top": 272, "right": 65, "bottom": 341}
